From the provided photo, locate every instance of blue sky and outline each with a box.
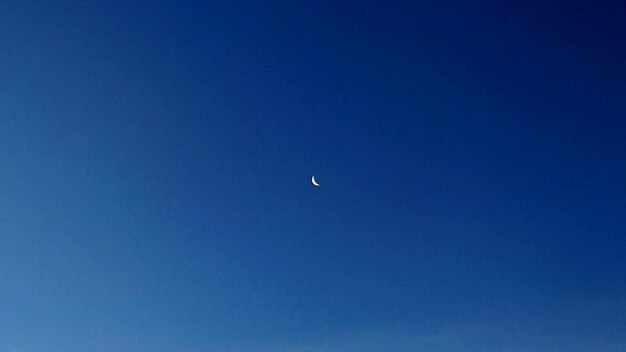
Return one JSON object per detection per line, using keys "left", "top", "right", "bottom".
{"left": 1, "top": 0, "right": 625, "bottom": 351}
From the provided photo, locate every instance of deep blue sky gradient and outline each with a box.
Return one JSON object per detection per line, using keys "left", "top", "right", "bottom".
{"left": 1, "top": 1, "right": 625, "bottom": 351}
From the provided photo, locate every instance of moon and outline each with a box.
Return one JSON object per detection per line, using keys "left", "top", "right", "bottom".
{"left": 311, "top": 175, "right": 320, "bottom": 187}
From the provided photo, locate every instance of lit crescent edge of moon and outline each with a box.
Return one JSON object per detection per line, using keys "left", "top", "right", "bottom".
{"left": 311, "top": 175, "right": 320, "bottom": 187}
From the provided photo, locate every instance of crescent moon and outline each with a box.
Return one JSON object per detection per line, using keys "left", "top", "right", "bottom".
{"left": 311, "top": 175, "right": 320, "bottom": 187}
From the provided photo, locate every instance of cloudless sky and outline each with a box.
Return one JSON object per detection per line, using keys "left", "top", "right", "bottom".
{"left": 1, "top": 0, "right": 625, "bottom": 351}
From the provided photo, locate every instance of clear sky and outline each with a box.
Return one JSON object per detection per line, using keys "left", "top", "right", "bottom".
{"left": 1, "top": 0, "right": 625, "bottom": 351}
